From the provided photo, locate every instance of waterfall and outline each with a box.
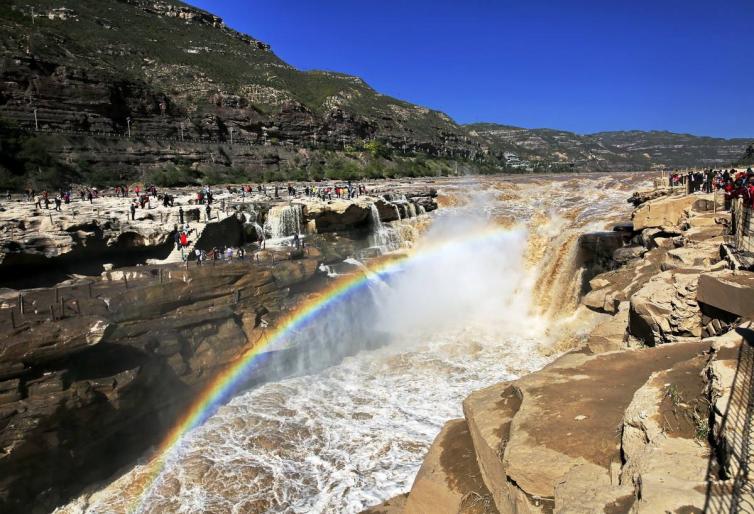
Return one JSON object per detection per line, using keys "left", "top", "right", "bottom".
{"left": 253, "top": 222, "right": 264, "bottom": 240}
{"left": 407, "top": 202, "right": 417, "bottom": 218}
{"left": 243, "top": 208, "right": 258, "bottom": 223}
{"left": 369, "top": 204, "right": 403, "bottom": 253}
{"left": 524, "top": 212, "right": 589, "bottom": 319}
{"left": 264, "top": 204, "right": 304, "bottom": 239}
{"left": 418, "top": 205, "right": 426, "bottom": 215}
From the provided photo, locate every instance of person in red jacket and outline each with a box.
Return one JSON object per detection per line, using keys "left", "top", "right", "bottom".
{"left": 723, "top": 181, "right": 735, "bottom": 210}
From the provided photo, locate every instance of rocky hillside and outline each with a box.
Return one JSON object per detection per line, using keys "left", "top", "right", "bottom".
{"left": 737, "top": 144, "right": 754, "bottom": 166}
{"left": 0, "top": 0, "right": 489, "bottom": 189}
{"left": 0, "top": 1, "right": 750, "bottom": 188}
{"left": 468, "top": 123, "right": 751, "bottom": 172}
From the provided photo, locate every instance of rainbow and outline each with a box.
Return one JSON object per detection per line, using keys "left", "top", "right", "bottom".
{"left": 130, "top": 225, "right": 514, "bottom": 512}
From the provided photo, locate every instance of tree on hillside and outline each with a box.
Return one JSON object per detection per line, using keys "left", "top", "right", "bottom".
{"left": 364, "top": 139, "right": 392, "bottom": 159}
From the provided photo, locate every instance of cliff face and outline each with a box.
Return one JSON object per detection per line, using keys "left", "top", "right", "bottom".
{"left": 381, "top": 191, "right": 754, "bottom": 513}
{"left": 0, "top": 255, "right": 363, "bottom": 513}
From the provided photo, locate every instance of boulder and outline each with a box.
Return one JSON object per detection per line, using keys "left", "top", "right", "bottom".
{"left": 628, "top": 269, "right": 701, "bottom": 345}
{"left": 403, "top": 419, "right": 497, "bottom": 514}
{"left": 632, "top": 193, "right": 713, "bottom": 231}
{"left": 697, "top": 270, "right": 754, "bottom": 318}
{"left": 612, "top": 246, "right": 647, "bottom": 264}
{"left": 302, "top": 199, "right": 372, "bottom": 232}
{"left": 373, "top": 198, "right": 401, "bottom": 222}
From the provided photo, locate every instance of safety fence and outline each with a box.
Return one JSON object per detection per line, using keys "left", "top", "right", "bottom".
{"left": 727, "top": 198, "right": 754, "bottom": 269}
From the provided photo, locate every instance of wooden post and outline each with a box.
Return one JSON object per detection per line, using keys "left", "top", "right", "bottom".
{"left": 49, "top": 305, "right": 55, "bottom": 321}
{"left": 159, "top": 268, "right": 164, "bottom": 284}
{"left": 19, "top": 294, "right": 24, "bottom": 315}
{"left": 123, "top": 275, "right": 128, "bottom": 289}
{"left": 88, "top": 282, "right": 93, "bottom": 298}
{"left": 55, "top": 287, "right": 59, "bottom": 303}
{"left": 59, "top": 295, "right": 64, "bottom": 316}
{"left": 10, "top": 310, "right": 15, "bottom": 329}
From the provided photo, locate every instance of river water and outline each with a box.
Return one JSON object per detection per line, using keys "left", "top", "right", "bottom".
{"left": 57, "top": 173, "right": 651, "bottom": 514}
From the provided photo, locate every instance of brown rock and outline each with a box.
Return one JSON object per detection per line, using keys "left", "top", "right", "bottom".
{"left": 697, "top": 269, "right": 754, "bottom": 318}
{"left": 404, "top": 419, "right": 499, "bottom": 514}
{"left": 632, "top": 194, "right": 713, "bottom": 231}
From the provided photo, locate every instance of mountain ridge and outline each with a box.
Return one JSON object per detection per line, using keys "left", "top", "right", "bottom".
{"left": 0, "top": 0, "right": 750, "bottom": 188}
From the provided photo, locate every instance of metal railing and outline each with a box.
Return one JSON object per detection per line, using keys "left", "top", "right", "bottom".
{"left": 704, "top": 326, "right": 754, "bottom": 513}
{"left": 726, "top": 199, "right": 754, "bottom": 269}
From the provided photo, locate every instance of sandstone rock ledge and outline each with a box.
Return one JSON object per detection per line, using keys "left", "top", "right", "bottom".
{"left": 372, "top": 191, "right": 754, "bottom": 513}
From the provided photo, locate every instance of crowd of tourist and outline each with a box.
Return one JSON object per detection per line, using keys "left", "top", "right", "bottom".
{"left": 223, "top": 181, "right": 370, "bottom": 201}
{"left": 669, "top": 168, "right": 754, "bottom": 207}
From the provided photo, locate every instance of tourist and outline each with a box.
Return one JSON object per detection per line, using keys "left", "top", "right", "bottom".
{"left": 237, "top": 247, "right": 246, "bottom": 260}
{"left": 195, "top": 248, "right": 202, "bottom": 265}
{"left": 130, "top": 202, "right": 136, "bottom": 220}
{"left": 180, "top": 231, "right": 188, "bottom": 248}
{"left": 705, "top": 169, "right": 714, "bottom": 193}
{"left": 225, "top": 247, "right": 233, "bottom": 261}
{"left": 179, "top": 206, "right": 185, "bottom": 224}
{"left": 174, "top": 230, "right": 181, "bottom": 250}
{"left": 205, "top": 203, "right": 212, "bottom": 221}
{"left": 87, "top": 190, "right": 93, "bottom": 204}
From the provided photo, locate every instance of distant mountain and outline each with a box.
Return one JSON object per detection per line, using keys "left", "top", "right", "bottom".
{"left": 466, "top": 123, "right": 751, "bottom": 172}
{"left": 0, "top": 0, "right": 750, "bottom": 188}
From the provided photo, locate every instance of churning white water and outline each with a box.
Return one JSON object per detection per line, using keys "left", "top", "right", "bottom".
{"left": 57, "top": 173, "right": 651, "bottom": 514}
{"left": 368, "top": 204, "right": 403, "bottom": 253}
{"left": 264, "top": 203, "right": 304, "bottom": 239}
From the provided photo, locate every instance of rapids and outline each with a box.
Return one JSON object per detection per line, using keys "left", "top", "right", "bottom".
{"left": 56, "top": 173, "right": 652, "bottom": 514}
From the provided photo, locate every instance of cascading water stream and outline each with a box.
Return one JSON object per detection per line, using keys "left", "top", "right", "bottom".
{"left": 264, "top": 203, "right": 304, "bottom": 240}
{"left": 368, "top": 204, "right": 403, "bottom": 253}
{"left": 56, "top": 174, "right": 650, "bottom": 514}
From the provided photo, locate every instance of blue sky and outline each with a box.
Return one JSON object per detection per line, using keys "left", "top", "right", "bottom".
{"left": 186, "top": 1, "right": 754, "bottom": 138}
